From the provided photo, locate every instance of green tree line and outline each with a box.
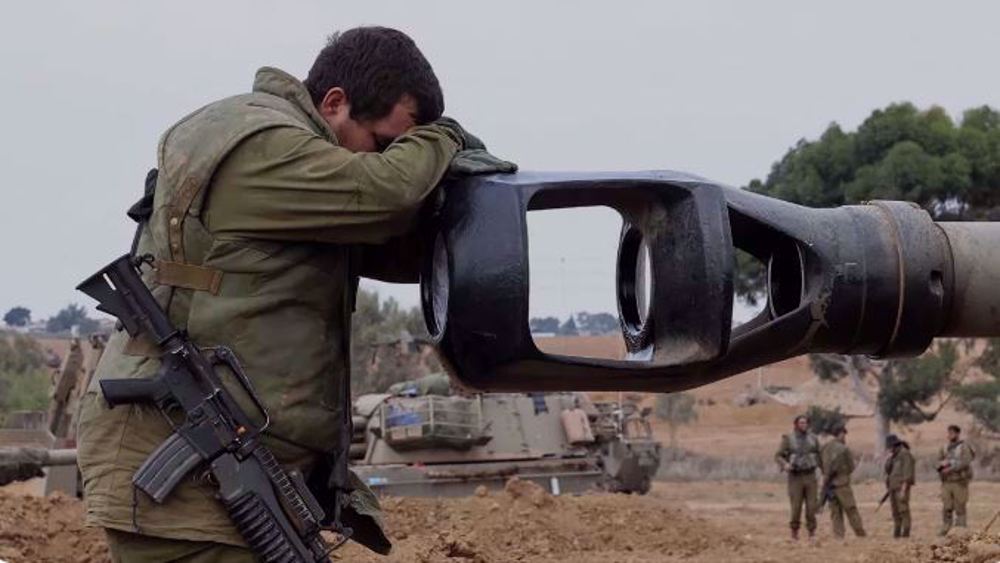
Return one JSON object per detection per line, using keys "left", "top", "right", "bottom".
{"left": 0, "top": 332, "right": 51, "bottom": 424}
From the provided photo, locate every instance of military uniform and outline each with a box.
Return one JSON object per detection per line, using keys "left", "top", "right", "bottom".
{"left": 885, "top": 442, "right": 916, "bottom": 538}
{"left": 76, "top": 67, "right": 461, "bottom": 558}
{"left": 775, "top": 431, "right": 821, "bottom": 536}
{"left": 938, "top": 440, "right": 974, "bottom": 534}
{"left": 820, "top": 438, "right": 866, "bottom": 538}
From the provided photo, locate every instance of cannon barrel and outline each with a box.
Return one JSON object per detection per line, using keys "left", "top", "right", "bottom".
{"left": 0, "top": 447, "right": 78, "bottom": 486}
{"left": 421, "top": 171, "right": 1000, "bottom": 392}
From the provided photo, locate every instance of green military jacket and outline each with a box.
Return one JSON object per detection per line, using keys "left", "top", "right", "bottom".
{"left": 76, "top": 67, "right": 460, "bottom": 551}
{"left": 820, "top": 439, "right": 855, "bottom": 488}
{"left": 938, "top": 440, "right": 974, "bottom": 483}
{"left": 885, "top": 445, "right": 916, "bottom": 490}
{"left": 775, "top": 431, "right": 820, "bottom": 473}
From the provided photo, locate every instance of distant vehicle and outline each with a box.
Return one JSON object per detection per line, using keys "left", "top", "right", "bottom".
{"left": 350, "top": 379, "right": 661, "bottom": 497}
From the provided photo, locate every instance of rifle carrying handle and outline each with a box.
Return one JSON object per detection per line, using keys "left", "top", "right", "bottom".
{"left": 101, "top": 377, "right": 168, "bottom": 408}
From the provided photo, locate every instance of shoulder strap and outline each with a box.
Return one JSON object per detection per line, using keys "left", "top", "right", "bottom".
{"left": 128, "top": 168, "right": 159, "bottom": 257}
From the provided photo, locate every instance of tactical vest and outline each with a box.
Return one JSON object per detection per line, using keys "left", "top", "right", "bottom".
{"left": 942, "top": 441, "right": 974, "bottom": 482}
{"left": 788, "top": 432, "right": 820, "bottom": 472}
{"left": 90, "top": 70, "right": 356, "bottom": 459}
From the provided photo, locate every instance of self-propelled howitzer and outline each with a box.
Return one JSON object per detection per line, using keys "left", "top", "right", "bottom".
{"left": 421, "top": 171, "right": 1000, "bottom": 392}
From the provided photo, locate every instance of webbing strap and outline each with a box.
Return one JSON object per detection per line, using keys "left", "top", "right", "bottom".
{"left": 165, "top": 176, "right": 203, "bottom": 263}
{"left": 153, "top": 259, "right": 224, "bottom": 294}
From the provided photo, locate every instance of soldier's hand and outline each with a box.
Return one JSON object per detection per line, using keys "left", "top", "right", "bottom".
{"left": 435, "top": 116, "right": 518, "bottom": 177}
{"left": 449, "top": 149, "right": 518, "bottom": 176}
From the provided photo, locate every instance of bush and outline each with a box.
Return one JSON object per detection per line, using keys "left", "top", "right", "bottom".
{"left": 0, "top": 332, "right": 51, "bottom": 424}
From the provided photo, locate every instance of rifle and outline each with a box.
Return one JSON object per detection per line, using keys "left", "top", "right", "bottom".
{"left": 816, "top": 474, "right": 835, "bottom": 514}
{"left": 875, "top": 489, "right": 891, "bottom": 513}
{"left": 78, "top": 255, "right": 342, "bottom": 562}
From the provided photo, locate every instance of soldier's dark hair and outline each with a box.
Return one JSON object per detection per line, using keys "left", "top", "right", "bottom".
{"left": 948, "top": 424, "right": 961, "bottom": 433}
{"left": 304, "top": 27, "right": 444, "bottom": 125}
{"left": 794, "top": 415, "right": 808, "bottom": 425}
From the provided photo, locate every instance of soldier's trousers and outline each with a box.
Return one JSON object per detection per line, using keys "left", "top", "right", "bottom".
{"left": 941, "top": 480, "right": 970, "bottom": 532}
{"left": 889, "top": 487, "right": 911, "bottom": 537}
{"left": 105, "top": 529, "right": 256, "bottom": 563}
{"left": 829, "top": 485, "right": 866, "bottom": 538}
{"left": 787, "top": 471, "right": 818, "bottom": 532}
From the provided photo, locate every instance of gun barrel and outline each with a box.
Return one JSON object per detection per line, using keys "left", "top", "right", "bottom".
{"left": 0, "top": 447, "right": 78, "bottom": 467}
{"left": 939, "top": 222, "right": 1000, "bottom": 337}
{"left": 0, "top": 447, "right": 78, "bottom": 487}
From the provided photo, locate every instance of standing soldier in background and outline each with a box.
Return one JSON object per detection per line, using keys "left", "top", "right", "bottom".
{"left": 819, "top": 425, "right": 866, "bottom": 539}
{"left": 884, "top": 434, "right": 916, "bottom": 538}
{"left": 775, "top": 415, "right": 820, "bottom": 540}
{"left": 937, "top": 424, "right": 974, "bottom": 535}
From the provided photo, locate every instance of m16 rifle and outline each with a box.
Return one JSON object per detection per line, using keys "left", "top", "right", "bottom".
{"left": 78, "top": 255, "right": 343, "bottom": 563}
{"left": 816, "top": 473, "right": 836, "bottom": 515}
{"left": 875, "top": 489, "right": 892, "bottom": 513}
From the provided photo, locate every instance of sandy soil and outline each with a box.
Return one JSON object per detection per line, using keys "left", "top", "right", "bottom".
{"left": 1, "top": 479, "right": 997, "bottom": 562}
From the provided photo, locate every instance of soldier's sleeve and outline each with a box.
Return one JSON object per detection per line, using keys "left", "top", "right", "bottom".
{"left": 358, "top": 233, "right": 424, "bottom": 283}
{"left": 844, "top": 446, "right": 856, "bottom": 475}
{"left": 903, "top": 452, "right": 916, "bottom": 484}
{"left": 206, "top": 124, "right": 460, "bottom": 245}
{"left": 819, "top": 442, "right": 831, "bottom": 475}
{"left": 774, "top": 435, "right": 789, "bottom": 465}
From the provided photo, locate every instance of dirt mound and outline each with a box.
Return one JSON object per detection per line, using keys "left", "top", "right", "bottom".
{"left": 338, "top": 478, "right": 746, "bottom": 562}
{"left": 916, "top": 532, "right": 1000, "bottom": 563}
{"left": 0, "top": 482, "right": 742, "bottom": 563}
{"left": 0, "top": 491, "right": 109, "bottom": 563}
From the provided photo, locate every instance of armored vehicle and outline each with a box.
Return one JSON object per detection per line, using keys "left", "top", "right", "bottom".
{"left": 349, "top": 375, "right": 661, "bottom": 497}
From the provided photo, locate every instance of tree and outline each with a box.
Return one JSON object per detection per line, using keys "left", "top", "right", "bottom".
{"left": 558, "top": 316, "right": 579, "bottom": 336}
{"left": 654, "top": 392, "right": 698, "bottom": 447}
{"left": 529, "top": 317, "right": 561, "bottom": 334}
{"left": 0, "top": 333, "right": 51, "bottom": 425}
{"left": 954, "top": 339, "right": 1000, "bottom": 434}
{"left": 747, "top": 102, "right": 1000, "bottom": 453}
{"left": 575, "top": 312, "right": 618, "bottom": 335}
{"left": 806, "top": 405, "right": 848, "bottom": 436}
{"left": 749, "top": 102, "right": 1000, "bottom": 219}
{"left": 350, "top": 289, "right": 440, "bottom": 396}
{"left": 45, "top": 304, "right": 100, "bottom": 335}
{"left": 3, "top": 307, "right": 31, "bottom": 327}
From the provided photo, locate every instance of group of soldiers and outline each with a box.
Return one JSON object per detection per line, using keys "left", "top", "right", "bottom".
{"left": 775, "top": 415, "right": 975, "bottom": 541}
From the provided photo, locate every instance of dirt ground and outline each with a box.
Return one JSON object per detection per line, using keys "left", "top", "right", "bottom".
{"left": 2, "top": 340, "right": 997, "bottom": 562}
{"left": 2, "top": 479, "right": 998, "bottom": 563}
{"left": 647, "top": 355, "right": 983, "bottom": 461}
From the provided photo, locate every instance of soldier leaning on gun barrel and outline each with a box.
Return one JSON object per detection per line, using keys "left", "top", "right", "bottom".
{"left": 937, "top": 424, "right": 975, "bottom": 536}
{"left": 75, "top": 27, "right": 515, "bottom": 562}
{"left": 775, "top": 415, "right": 821, "bottom": 540}
{"left": 883, "top": 434, "right": 916, "bottom": 538}
{"left": 819, "top": 425, "right": 866, "bottom": 539}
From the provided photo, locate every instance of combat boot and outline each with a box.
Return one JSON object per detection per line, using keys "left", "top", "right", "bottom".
{"left": 955, "top": 514, "right": 967, "bottom": 528}
{"left": 939, "top": 510, "right": 953, "bottom": 536}
{"left": 893, "top": 525, "right": 901, "bottom": 538}
{"left": 790, "top": 528, "right": 799, "bottom": 541}
{"left": 901, "top": 526, "right": 910, "bottom": 538}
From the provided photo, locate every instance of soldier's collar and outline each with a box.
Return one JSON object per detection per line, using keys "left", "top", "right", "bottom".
{"left": 252, "top": 66, "right": 339, "bottom": 144}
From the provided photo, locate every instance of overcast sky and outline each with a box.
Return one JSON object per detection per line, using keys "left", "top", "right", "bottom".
{"left": 2, "top": 1, "right": 999, "bottom": 322}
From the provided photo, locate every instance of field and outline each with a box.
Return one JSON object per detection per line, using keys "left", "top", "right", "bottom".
{"left": 2, "top": 479, "right": 999, "bottom": 562}
{"left": 2, "top": 346, "right": 998, "bottom": 562}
